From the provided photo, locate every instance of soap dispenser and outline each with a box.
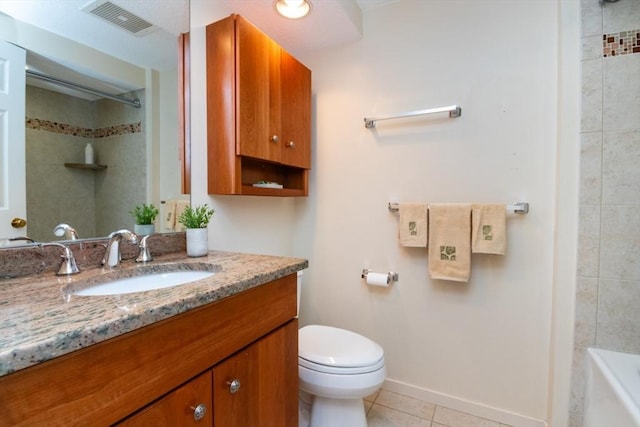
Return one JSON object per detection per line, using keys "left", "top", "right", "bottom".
{"left": 84, "top": 142, "right": 94, "bottom": 164}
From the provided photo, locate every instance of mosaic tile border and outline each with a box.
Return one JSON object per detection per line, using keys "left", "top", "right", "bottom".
{"left": 26, "top": 117, "right": 142, "bottom": 139}
{"left": 603, "top": 29, "right": 640, "bottom": 57}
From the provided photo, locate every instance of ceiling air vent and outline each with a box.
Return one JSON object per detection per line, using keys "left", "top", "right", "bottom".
{"left": 82, "top": 1, "right": 157, "bottom": 36}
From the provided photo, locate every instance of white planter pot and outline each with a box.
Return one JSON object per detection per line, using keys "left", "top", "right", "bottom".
{"left": 186, "top": 228, "right": 208, "bottom": 257}
{"left": 134, "top": 224, "right": 155, "bottom": 236}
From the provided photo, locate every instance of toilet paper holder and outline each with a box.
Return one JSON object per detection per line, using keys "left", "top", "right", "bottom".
{"left": 361, "top": 269, "right": 399, "bottom": 284}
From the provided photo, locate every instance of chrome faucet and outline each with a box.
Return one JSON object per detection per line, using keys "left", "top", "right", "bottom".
{"left": 101, "top": 229, "right": 139, "bottom": 267}
{"left": 41, "top": 242, "right": 80, "bottom": 275}
{"left": 136, "top": 234, "right": 153, "bottom": 263}
{"left": 53, "top": 223, "right": 79, "bottom": 240}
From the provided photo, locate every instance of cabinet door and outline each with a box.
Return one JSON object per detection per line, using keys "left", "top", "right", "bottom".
{"left": 236, "top": 16, "right": 282, "bottom": 163}
{"left": 280, "top": 50, "right": 311, "bottom": 169}
{"left": 212, "top": 319, "right": 298, "bottom": 427}
{"left": 116, "top": 371, "right": 212, "bottom": 426}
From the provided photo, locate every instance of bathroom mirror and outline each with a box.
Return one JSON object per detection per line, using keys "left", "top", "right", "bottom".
{"left": 0, "top": 0, "right": 189, "bottom": 245}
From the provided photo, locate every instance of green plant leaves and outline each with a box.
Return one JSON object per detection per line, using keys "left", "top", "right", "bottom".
{"left": 178, "top": 204, "right": 215, "bottom": 229}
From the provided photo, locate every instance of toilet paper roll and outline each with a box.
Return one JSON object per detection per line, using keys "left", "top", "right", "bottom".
{"left": 366, "top": 272, "right": 389, "bottom": 287}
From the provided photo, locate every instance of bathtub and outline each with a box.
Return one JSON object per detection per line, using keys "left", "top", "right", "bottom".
{"left": 584, "top": 348, "right": 640, "bottom": 427}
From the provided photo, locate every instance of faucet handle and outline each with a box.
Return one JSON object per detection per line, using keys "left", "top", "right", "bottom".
{"left": 58, "top": 246, "right": 80, "bottom": 275}
{"left": 136, "top": 234, "right": 153, "bottom": 263}
{"left": 41, "top": 242, "right": 80, "bottom": 275}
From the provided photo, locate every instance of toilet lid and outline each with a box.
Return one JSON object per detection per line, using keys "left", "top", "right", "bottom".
{"left": 299, "top": 325, "right": 384, "bottom": 369}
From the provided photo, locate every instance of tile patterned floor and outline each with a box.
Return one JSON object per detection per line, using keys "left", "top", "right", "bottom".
{"left": 365, "top": 389, "right": 513, "bottom": 427}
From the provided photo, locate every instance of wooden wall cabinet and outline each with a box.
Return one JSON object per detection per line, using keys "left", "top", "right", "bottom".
{"left": 0, "top": 275, "right": 298, "bottom": 426}
{"left": 206, "top": 15, "right": 311, "bottom": 197}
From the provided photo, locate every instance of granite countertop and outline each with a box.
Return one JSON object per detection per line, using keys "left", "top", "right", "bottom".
{"left": 0, "top": 250, "right": 308, "bottom": 377}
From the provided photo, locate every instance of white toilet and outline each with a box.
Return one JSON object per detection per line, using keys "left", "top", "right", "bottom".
{"left": 297, "top": 272, "right": 386, "bottom": 427}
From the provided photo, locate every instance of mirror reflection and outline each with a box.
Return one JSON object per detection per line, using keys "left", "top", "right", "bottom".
{"left": 0, "top": 0, "right": 189, "bottom": 245}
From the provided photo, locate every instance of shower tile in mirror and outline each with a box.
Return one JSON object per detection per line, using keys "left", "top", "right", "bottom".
{"left": 602, "top": 29, "right": 640, "bottom": 56}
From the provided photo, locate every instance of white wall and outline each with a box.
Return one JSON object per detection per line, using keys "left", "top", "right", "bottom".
{"left": 293, "top": 1, "right": 558, "bottom": 421}
{"left": 191, "top": 0, "right": 570, "bottom": 423}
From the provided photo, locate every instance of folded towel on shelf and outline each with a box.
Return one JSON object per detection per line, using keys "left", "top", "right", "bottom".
{"left": 471, "top": 204, "right": 507, "bottom": 255}
{"left": 174, "top": 200, "right": 190, "bottom": 231}
{"left": 398, "top": 204, "right": 428, "bottom": 247}
{"left": 162, "top": 200, "right": 177, "bottom": 232}
{"left": 428, "top": 204, "right": 472, "bottom": 282}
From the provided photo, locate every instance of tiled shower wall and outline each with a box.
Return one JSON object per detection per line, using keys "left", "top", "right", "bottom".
{"left": 93, "top": 90, "right": 146, "bottom": 236}
{"left": 25, "top": 86, "right": 145, "bottom": 242}
{"left": 571, "top": 0, "right": 640, "bottom": 425}
{"left": 26, "top": 86, "right": 97, "bottom": 241}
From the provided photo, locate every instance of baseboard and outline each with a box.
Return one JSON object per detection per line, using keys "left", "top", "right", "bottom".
{"left": 382, "top": 379, "right": 547, "bottom": 427}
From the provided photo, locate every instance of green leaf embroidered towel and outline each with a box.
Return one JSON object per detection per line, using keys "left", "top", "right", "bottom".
{"left": 398, "top": 204, "right": 428, "bottom": 247}
{"left": 471, "top": 204, "right": 506, "bottom": 255}
{"left": 427, "top": 204, "right": 472, "bottom": 282}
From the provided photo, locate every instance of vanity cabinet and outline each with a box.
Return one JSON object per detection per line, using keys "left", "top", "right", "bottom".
{"left": 118, "top": 319, "right": 298, "bottom": 427}
{"left": 0, "top": 274, "right": 298, "bottom": 426}
{"left": 206, "top": 14, "right": 311, "bottom": 197}
{"left": 116, "top": 371, "right": 213, "bottom": 426}
{"left": 212, "top": 320, "right": 298, "bottom": 426}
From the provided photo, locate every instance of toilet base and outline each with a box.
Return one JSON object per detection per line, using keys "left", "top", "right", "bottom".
{"left": 309, "top": 396, "right": 367, "bottom": 427}
{"left": 299, "top": 390, "right": 312, "bottom": 427}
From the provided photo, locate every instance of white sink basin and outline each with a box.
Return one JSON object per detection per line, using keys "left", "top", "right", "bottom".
{"left": 74, "top": 271, "right": 215, "bottom": 296}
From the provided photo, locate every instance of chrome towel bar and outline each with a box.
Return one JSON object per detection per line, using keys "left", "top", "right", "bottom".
{"left": 364, "top": 105, "right": 461, "bottom": 128}
{"left": 387, "top": 202, "right": 530, "bottom": 215}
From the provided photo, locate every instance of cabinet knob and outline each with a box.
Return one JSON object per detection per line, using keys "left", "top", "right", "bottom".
{"left": 191, "top": 403, "right": 207, "bottom": 421}
{"left": 227, "top": 379, "right": 241, "bottom": 394}
{"left": 270, "top": 135, "right": 280, "bottom": 143}
{"left": 286, "top": 141, "right": 296, "bottom": 149}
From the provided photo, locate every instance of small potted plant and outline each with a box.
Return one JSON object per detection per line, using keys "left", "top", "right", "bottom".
{"left": 130, "top": 203, "right": 159, "bottom": 236}
{"left": 178, "top": 204, "right": 215, "bottom": 257}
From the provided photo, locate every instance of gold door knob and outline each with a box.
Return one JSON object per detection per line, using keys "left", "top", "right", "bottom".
{"left": 11, "top": 218, "right": 26, "bottom": 228}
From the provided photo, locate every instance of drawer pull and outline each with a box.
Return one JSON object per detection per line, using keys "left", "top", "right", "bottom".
{"left": 192, "top": 403, "right": 207, "bottom": 421}
{"left": 227, "top": 379, "right": 241, "bottom": 394}
{"left": 270, "top": 135, "right": 280, "bottom": 143}
{"left": 286, "top": 141, "right": 296, "bottom": 148}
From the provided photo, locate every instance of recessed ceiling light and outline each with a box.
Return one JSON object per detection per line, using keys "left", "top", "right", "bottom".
{"left": 274, "top": 0, "right": 312, "bottom": 19}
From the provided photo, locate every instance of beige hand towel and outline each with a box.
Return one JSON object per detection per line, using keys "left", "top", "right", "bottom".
{"left": 163, "top": 200, "right": 177, "bottom": 232}
{"left": 398, "top": 204, "right": 428, "bottom": 247}
{"left": 174, "top": 201, "right": 190, "bottom": 231}
{"left": 471, "top": 204, "right": 506, "bottom": 255}
{"left": 428, "top": 204, "right": 472, "bottom": 282}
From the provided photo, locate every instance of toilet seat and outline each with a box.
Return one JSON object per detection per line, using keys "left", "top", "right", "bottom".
{"left": 299, "top": 325, "right": 384, "bottom": 374}
{"left": 299, "top": 355, "right": 385, "bottom": 375}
